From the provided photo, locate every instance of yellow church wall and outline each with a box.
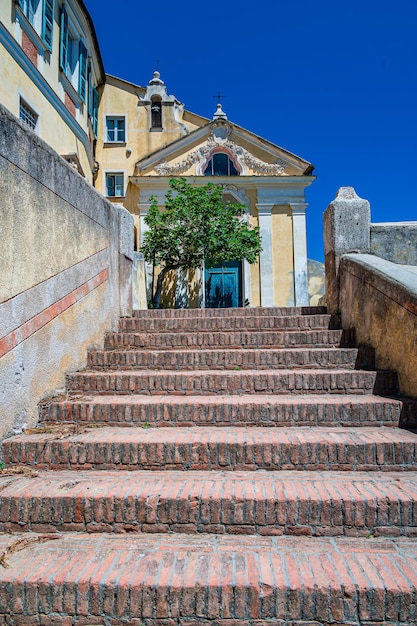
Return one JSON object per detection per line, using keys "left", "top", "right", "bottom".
{"left": 272, "top": 206, "right": 295, "bottom": 306}
{"left": 150, "top": 267, "right": 176, "bottom": 309}
{"left": 95, "top": 81, "right": 139, "bottom": 198}
{"left": 96, "top": 78, "right": 202, "bottom": 202}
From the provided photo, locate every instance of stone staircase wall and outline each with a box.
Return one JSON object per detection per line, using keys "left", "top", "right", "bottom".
{"left": 339, "top": 253, "right": 417, "bottom": 398}
{"left": 0, "top": 104, "right": 134, "bottom": 440}
{"left": 323, "top": 186, "right": 417, "bottom": 399}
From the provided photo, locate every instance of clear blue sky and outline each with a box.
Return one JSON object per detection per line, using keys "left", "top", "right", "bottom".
{"left": 85, "top": 0, "right": 417, "bottom": 262}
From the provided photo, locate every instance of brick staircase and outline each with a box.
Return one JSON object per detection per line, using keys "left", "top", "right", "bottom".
{"left": 1, "top": 305, "right": 417, "bottom": 625}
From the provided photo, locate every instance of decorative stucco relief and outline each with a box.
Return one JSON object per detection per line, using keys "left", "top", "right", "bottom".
{"left": 154, "top": 146, "right": 210, "bottom": 175}
{"left": 154, "top": 124, "right": 288, "bottom": 176}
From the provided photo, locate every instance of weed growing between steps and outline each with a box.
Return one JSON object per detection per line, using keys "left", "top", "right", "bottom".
{"left": 0, "top": 534, "right": 60, "bottom": 568}
{"left": 0, "top": 466, "right": 39, "bottom": 477}
{"left": 22, "top": 423, "right": 107, "bottom": 439}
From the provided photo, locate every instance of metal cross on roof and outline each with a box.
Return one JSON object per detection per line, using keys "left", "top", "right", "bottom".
{"left": 213, "top": 90, "right": 226, "bottom": 104}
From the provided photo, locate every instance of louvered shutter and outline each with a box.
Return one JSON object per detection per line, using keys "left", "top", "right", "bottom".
{"left": 42, "top": 0, "right": 54, "bottom": 51}
{"left": 78, "top": 41, "right": 88, "bottom": 101}
{"left": 59, "top": 6, "right": 68, "bottom": 71}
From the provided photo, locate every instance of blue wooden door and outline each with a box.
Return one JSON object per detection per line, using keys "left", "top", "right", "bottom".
{"left": 205, "top": 261, "right": 242, "bottom": 308}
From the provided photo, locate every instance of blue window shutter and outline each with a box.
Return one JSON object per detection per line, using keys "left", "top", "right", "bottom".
{"left": 87, "top": 63, "right": 93, "bottom": 117}
{"left": 92, "top": 87, "right": 99, "bottom": 137}
{"left": 106, "top": 175, "right": 114, "bottom": 197}
{"left": 78, "top": 41, "right": 88, "bottom": 102}
{"left": 59, "top": 6, "right": 68, "bottom": 71}
{"left": 42, "top": 0, "right": 54, "bottom": 51}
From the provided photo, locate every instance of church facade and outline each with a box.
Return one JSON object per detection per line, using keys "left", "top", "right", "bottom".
{"left": 96, "top": 72, "right": 316, "bottom": 308}
{"left": 0, "top": 0, "right": 317, "bottom": 308}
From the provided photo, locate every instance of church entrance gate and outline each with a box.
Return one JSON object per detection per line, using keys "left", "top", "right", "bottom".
{"left": 204, "top": 261, "right": 242, "bottom": 308}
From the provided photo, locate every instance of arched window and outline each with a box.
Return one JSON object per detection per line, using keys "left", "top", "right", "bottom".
{"left": 204, "top": 152, "right": 239, "bottom": 176}
{"left": 151, "top": 96, "right": 162, "bottom": 129}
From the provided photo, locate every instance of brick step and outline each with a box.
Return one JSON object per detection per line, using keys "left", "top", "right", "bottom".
{"left": 104, "top": 328, "right": 351, "bottom": 350}
{"left": 2, "top": 469, "right": 417, "bottom": 536}
{"left": 87, "top": 347, "right": 365, "bottom": 371}
{"left": 66, "top": 368, "right": 398, "bottom": 396}
{"left": 133, "top": 304, "right": 328, "bottom": 317}
{"left": 120, "top": 314, "right": 334, "bottom": 333}
{"left": 40, "top": 393, "right": 404, "bottom": 428}
{"left": 4, "top": 426, "right": 416, "bottom": 472}
{"left": 0, "top": 532, "right": 415, "bottom": 624}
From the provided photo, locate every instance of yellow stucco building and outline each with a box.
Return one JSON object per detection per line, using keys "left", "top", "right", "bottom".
{"left": 96, "top": 71, "right": 316, "bottom": 308}
{"left": 0, "top": 0, "right": 104, "bottom": 180}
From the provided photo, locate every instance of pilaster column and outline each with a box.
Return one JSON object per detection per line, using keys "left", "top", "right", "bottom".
{"left": 291, "top": 203, "right": 309, "bottom": 306}
{"left": 176, "top": 268, "right": 189, "bottom": 309}
{"left": 257, "top": 204, "right": 274, "bottom": 306}
{"left": 138, "top": 203, "right": 149, "bottom": 245}
{"left": 243, "top": 260, "right": 251, "bottom": 306}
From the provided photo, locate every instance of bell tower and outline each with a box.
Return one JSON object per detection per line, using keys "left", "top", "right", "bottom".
{"left": 138, "top": 71, "right": 187, "bottom": 134}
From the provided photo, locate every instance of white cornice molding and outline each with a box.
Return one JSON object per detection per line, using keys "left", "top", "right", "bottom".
{"left": 130, "top": 175, "right": 315, "bottom": 189}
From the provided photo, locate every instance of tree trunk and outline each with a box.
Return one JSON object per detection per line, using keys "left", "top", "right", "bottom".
{"left": 153, "top": 266, "right": 172, "bottom": 309}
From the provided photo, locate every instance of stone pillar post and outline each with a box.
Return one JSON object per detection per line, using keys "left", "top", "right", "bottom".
{"left": 291, "top": 203, "right": 309, "bottom": 306}
{"left": 257, "top": 204, "right": 274, "bottom": 306}
{"left": 115, "top": 204, "right": 134, "bottom": 317}
{"left": 138, "top": 203, "right": 154, "bottom": 300}
{"left": 132, "top": 252, "right": 147, "bottom": 309}
{"left": 323, "top": 187, "right": 370, "bottom": 311}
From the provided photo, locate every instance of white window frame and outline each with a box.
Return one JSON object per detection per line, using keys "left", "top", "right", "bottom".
{"left": 105, "top": 115, "right": 127, "bottom": 144}
{"left": 105, "top": 171, "right": 125, "bottom": 198}
{"left": 15, "top": 0, "right": 54, "bottom": 54}
{"left": 64, "top": 20, "right": 80, "bottom": 88}
{"left": 60, "top": 3, "right": 85, "bottom": 97}
{"left": 19, "top": 0, "right": 42, "bottom": 35}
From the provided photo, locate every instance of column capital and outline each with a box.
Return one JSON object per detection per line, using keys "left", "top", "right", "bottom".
{"left": 256, "top": 203, "right": 274, "bottom": 215}
{"left": 290, "top": 203, "right": 308, "bottom": 215}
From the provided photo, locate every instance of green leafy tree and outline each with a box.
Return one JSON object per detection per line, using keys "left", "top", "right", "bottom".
{"left": 141, "top": 177, "right": 262, "bottom": 308}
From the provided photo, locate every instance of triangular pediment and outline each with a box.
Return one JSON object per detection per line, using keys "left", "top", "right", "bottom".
{"left": 133, "top": 119, "right": 313, "bottom": 177}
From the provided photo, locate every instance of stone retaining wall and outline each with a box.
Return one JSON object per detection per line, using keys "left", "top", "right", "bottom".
{"left": 323, "top": 187, "right": 417, "bottom": 398}
{"left": 0, "top": 103, "right": 133, "bottom": 440}
{"left": 339, "top": 254, "right": 417, "bottom": 398}
{"left": 371, "top": 222, "right": 417, "bottom": 265}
